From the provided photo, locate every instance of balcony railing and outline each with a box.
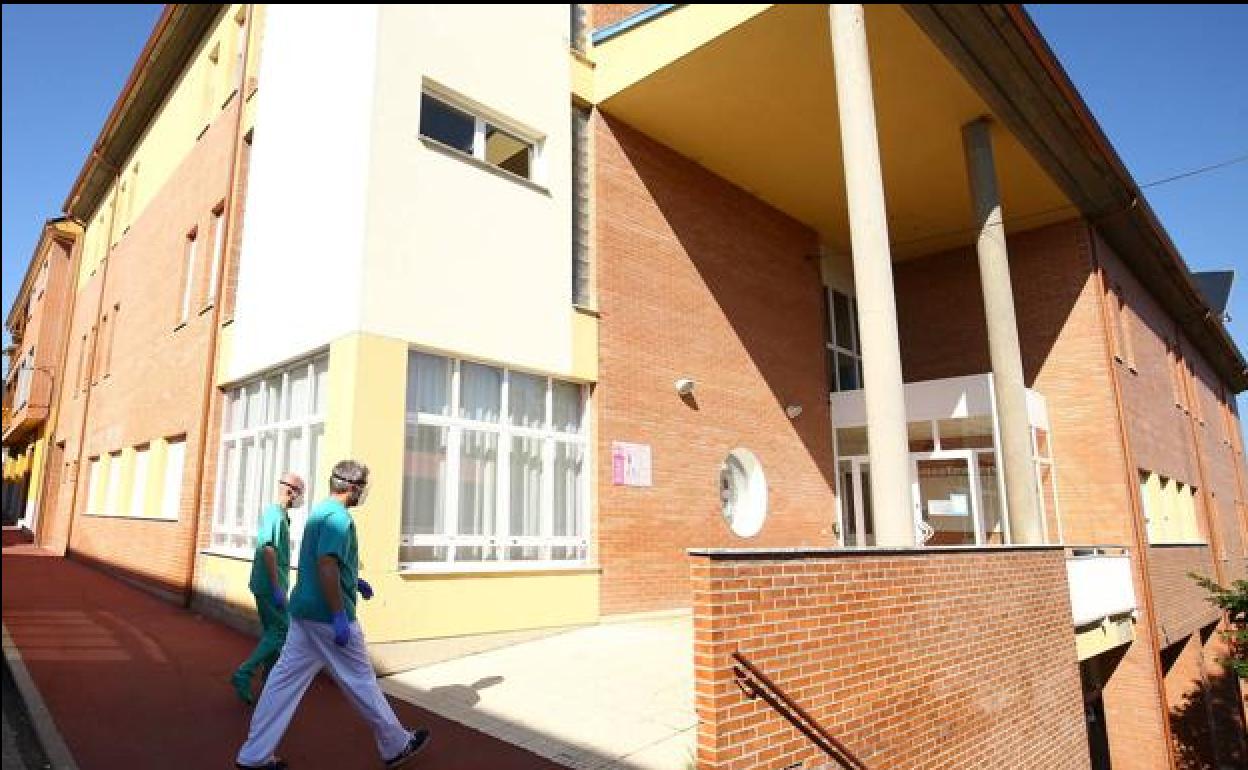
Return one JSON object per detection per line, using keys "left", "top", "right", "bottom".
{"left": 1066, "top": 546, "right": 1136, "bottom": 626}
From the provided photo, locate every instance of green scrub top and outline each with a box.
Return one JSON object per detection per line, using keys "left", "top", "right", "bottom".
{"left": 248, "top": 503, "right": 291, "bottom": 595}
{"left": 289, "top": 498, "right": 359, "bottom": 623}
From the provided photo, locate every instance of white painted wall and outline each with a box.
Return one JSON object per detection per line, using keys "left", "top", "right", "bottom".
{"left": 360, "top": 4, "right": 575, "bottom": 376}
{"left": 226, "top": 4, "right": 380, "bottom": 381}
{"left": 829, "top": 373, "right": 1050, "bottom": 428}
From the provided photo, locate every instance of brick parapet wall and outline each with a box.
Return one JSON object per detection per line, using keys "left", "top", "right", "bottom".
{"left": 692, "top": 548, "right": 1090, "bottom": 770}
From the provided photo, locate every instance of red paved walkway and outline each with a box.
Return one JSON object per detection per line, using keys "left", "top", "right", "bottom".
{"left": 2, "top": 546, "right": 568, "bottom": 769}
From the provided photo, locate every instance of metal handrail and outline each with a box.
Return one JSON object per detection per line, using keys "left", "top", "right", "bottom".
{"left": 731, "top": 650, "right": 870, "bottom": 770}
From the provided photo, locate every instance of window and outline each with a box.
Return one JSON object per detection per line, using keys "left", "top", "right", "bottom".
{"left": 720, "top": 449, "right": 767, "bottom": 538}
{"left": 1167, "top": 339, "right": 1186, "bottom": 409}
{"left": 572, "top": 106, "right": 591, "bottom": 306}
{"left": 160, "top": 438, "right": 186, "bottom": 520}
{"left": 14, "top": 349, "right": 33, "bottom": 409}
{"left": 420, "top": 91, "right": 539, "bottom": 182}
{"left": 825, "top": 289, "right": 862, "bottom": 392}
{"left": 130, "top": 445, "right": 150, "bottom": 518}
{"left": 232, "top": 8, "right": 247, "bottom": 90}
{"left": 76, "top": 334, "right": 88, "bottom": 395}
{"left": 85, "top": 457, "right": 102, "bottom": 515}
{"left": 102, "top": 304, "right": 119, "bottom": 377}
{"left": 1107, "top": 283, "right": 1135, "bottom": 369}
{"left": 207, "top": 204, "right": 226, "bottom": 303}
{"left": 35, "top": 258, "right": 49, "bottom": 299}
{"left": 105, "top": 451, "right": 124, "bottom": 516}
{"left": 211, "top": 356, "right": 328, "bottom": 554}
{"left": 201, "top": 42, "right": 221, "bottom": 126}
{"left": 401, "top": 352, "right": 589, "bottom": 569}
{"left": 179, "top": 229, "right": 198, "bottom": 323}
{"left": 1139, "top": 469, "right": 1202, "bottom": 544}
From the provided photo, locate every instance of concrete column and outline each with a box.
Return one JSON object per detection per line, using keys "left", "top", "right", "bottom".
{"left": 962, "top": 118, "right": 1043, "bottom": 543}
{"left": 830, "top": 5, "right": 914, "bottom": 547}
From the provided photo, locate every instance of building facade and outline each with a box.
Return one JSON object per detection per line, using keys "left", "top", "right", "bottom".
{"left": 6, "top": 5, "right": 1246, "bottom": 769}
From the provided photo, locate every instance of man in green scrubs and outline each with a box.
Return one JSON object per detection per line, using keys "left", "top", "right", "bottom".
{"left": 231, "top": 472, "right": 305, "bottom": 705}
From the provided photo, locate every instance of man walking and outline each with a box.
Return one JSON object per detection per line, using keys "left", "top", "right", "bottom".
{"left": 231, "top": 472, "right": 304, "bottom": 705}
{"left": 235, "top": 460, "right": 430, "bottom": 770}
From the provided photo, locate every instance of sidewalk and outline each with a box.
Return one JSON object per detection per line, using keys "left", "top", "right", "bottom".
{"left": 1, "top": 545, "right": 568, "bottom": 770}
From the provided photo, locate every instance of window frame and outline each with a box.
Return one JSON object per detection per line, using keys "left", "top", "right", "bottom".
{"left": 209, "top": 355, "right": 329, "bottom": 558}
{"left": 825, "top": 288, "right": 863, "bottom": 392}
{"left": 419, "top": 89, "right": 543, "bottom": 186}
{"left": 400, "top": 352, "right": 591, "bottom": 573}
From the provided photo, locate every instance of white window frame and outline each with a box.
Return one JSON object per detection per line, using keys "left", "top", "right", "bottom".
{"left": 209, "top": 355, "right": 328, "bottom": 558}
{"left": 206, "top": 205, "right": 225, "bottom": 303}
{"left": 419, "top": 88, "right": 544, "bottom": 185}
{"left": 159, "top": 437, "right": 186, "bottom": 521}
{"left": 827, "top": 288, "right": 863, "bottom": 392}
{"left": 129, "top": 445, "right": 150, "bottom": 519}
{"left": 400, "top": 354, "right": 590, "bottom": 572}
{"left": 179, "top": 230, "right": 198, "bottom": 323}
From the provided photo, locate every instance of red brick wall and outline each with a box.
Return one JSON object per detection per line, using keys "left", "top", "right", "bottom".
{"left": 594, "top": 114, "right": 838, "bottom": 615}
{"left": 1161, "top": 626, "right": 1248, "bottom": 770}
{"left": 691, "top": 548, "right": 1090, "bottom": 770}
{"left": 1095, "top": 231, "right": 1248, "bottom": 581}
{"left": 1148, "top": 545, "right": 1221, "bottom": 646}
{"left": 887, "top": 221, "right": 1180, "bottom": 768}
{"left": 44, "top": 98, "right": 242, "bottom": 598}
{"left": 894, "top": 220, "right": 1138, "bottom": 548}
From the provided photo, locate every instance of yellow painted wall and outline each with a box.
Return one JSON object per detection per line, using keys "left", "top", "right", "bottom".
{"left": 571, "top": 309, "right": 599, "bottom": 382}
{"left": 198, "top": 551, "right": 298, "bottom": 618}
{"left": 362, "top": 570, "right": 600, "bottom": 642}
{"left": 79, "top": 4, "right": 260, "bottom": 285}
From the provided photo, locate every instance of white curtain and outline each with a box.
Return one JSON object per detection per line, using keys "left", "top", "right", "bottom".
{"left": 407, "top": 352, "right": 450, "bottom": 416}
{"left": 459, "top": 362, "right": 501, "bottom": 422}
{"left": 509, "top": 372, "right": 546, "bottom": 428}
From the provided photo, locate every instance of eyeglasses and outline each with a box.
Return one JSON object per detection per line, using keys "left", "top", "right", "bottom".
{"left": 279, "top": 480, "right": 305, "bottom": 495}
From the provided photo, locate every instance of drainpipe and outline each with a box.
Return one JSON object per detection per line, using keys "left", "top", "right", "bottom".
{"left": 1087, "top": 224, "right": 1179, "bottom": 770}
{"left": 182, "top": 3, "right": 254, "bottom": 607}
{"left": 61, "top": 151, "right": 124, "bottom": 557}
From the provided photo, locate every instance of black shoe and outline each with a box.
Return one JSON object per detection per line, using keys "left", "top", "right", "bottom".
{"left": 236, "top": 758, "right": 287, "bottom": 769}
{"left": 384, "top": 729, "right": 431, "bottom": 769}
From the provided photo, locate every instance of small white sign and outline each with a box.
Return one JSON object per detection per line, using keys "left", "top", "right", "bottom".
{"left": 611, "top": 441, "right": 652, "bottom": 487}
{"left": 929, "top": 493, "right": 970, "bottom": 518}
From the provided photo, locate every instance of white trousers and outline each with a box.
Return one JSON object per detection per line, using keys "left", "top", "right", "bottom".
{"left": 236, "top": 618, "right": 410, "bottom": 765}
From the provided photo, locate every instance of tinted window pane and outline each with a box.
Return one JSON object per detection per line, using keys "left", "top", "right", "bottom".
{"left": 485, "top": 125, "right": 530, "bottom": 178}
{"left": 833, "top": 290, "right": 854, "bottom": 349}
{"left": 420, "top": 94, "right": 474, "bottom": 154}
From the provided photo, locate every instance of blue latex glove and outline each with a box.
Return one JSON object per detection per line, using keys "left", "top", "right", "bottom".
{"left": 271, "top": 586, "right": 287, "bottom": 610}
{"left": 332, "top": 610, "right": 351, "bottom": 647}
{"left": 357, "top": 578, "right": 374, "bottom": 601}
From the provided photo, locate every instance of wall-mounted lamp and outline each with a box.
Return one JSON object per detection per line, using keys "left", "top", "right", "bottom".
{"left": 784, "top": 404, "right": 803, "bottom": 419}
{"left": 674, "top": 378, "right": 696, "bottom": 397}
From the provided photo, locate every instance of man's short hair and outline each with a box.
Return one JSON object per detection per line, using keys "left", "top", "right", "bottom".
{"left": 329, "top": 459, "right": 369, "bottom": 495}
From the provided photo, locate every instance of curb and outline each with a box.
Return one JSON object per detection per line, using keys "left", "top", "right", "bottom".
{"left": 1, "top": 624, "right": 79, "bottom": 770}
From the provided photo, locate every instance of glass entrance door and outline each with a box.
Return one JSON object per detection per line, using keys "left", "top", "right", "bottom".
{"left": 911, "top": 453, "right": 983, "bottom": 545}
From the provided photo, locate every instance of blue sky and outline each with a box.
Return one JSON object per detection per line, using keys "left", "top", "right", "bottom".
{"left": 2, "top": 5, "right": 1245, "bottom": 410}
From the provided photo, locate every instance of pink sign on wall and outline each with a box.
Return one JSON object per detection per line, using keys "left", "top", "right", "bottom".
{"left": 611, "top": 441, "right": 652, "bottom": 487}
